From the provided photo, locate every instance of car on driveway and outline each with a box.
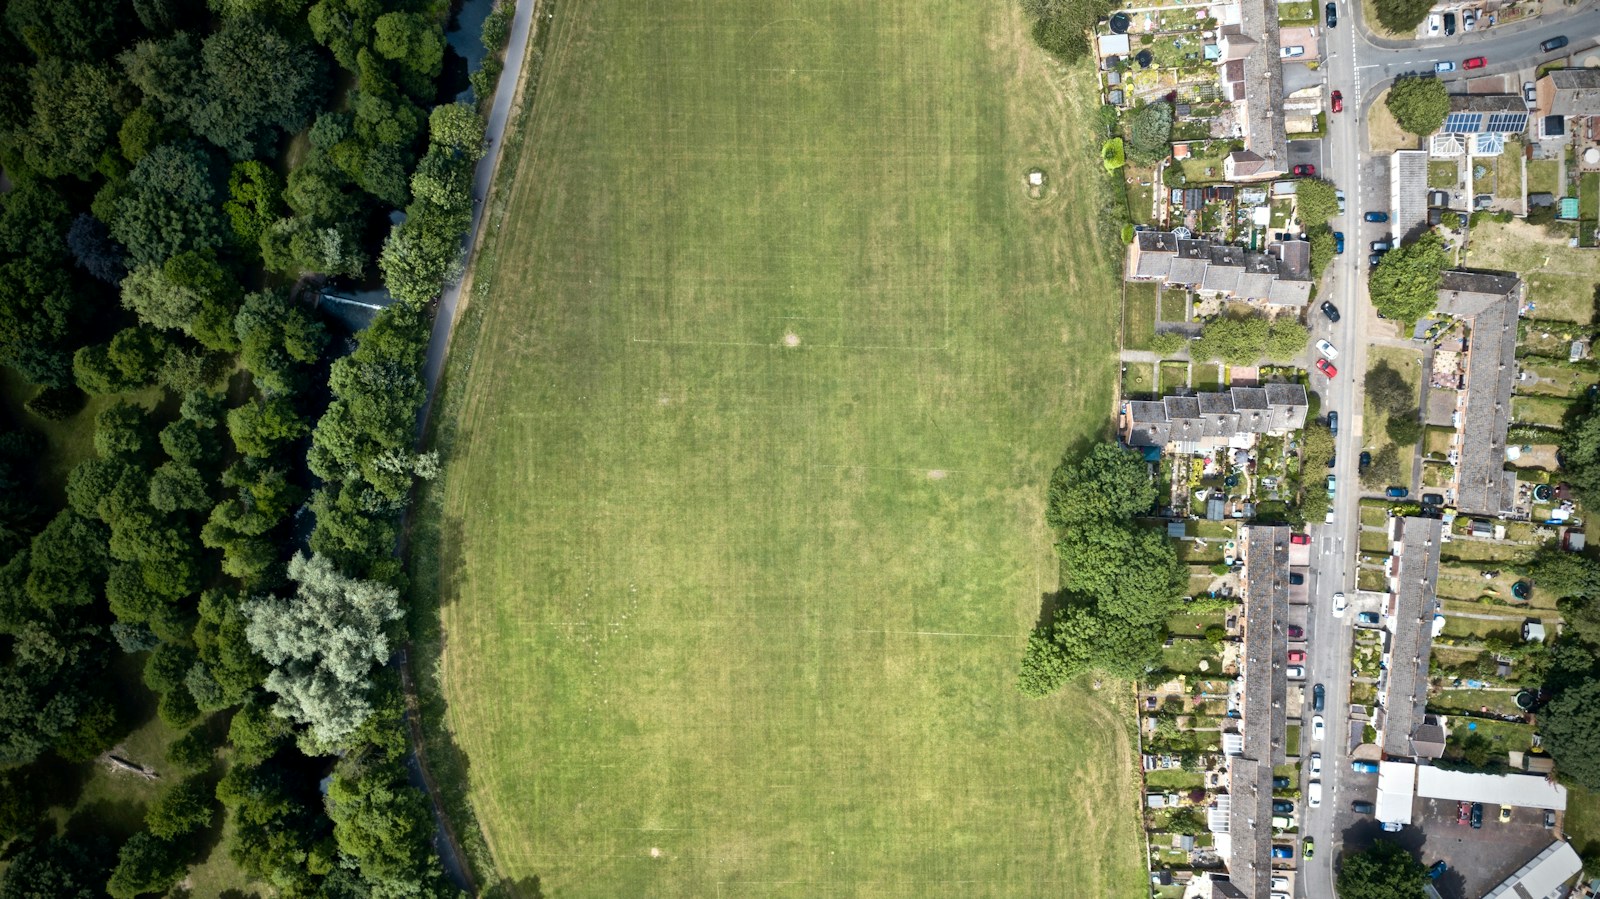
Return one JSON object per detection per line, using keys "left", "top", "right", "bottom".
{"left": 1525, "top": 81, "right": 1538, "bottom": 104}
{"left": 1325, "top": 2, "right": 1337, "bottom": 25}
{"left": 1542, "top": 35, "right": 1570, "bottom": 52}
{"left": 1291, "top": 533, "right": 1310, "bottom": 545}
{"left": 1272, "top": 845, "right": 1294, "bottom": 859}
{"left": 1316, "top": 358, "right": 1337, "bottom": 378}
{"left": 1463, "top": 8, "right": 1476, "bottom": 30}
{"left": 1273, "top": 799, "right": 1295, "bottom": 814}
{"left": 1443, "top": 11, "right": 1456, "bottom": 33}
{"left": 1288, "top": 624, "right": 1304, "bottom": 639}
{"left": 1312, "top": 683, "right": 1325, "bottom": 711}
{"left": 1471, "top": 802, "right": 1484, "bottom": 828}
{"left": 1427, "top": 13, "right": 1441, "bottom": 33}
{"left": 1359, "top": 450, "right": 1371, "bottom": 470}
{"left": 1386, "top": 486, "right": 1409, "bottom": 498}
{"left": 1422, "top": 492, "right": 1444, "bottom": 506}
{"left": 1332, "top": 90, "right": 1344, "bottom": 113}
{"left": 1465, "top": 56, "right": 1487, "bottom": 69}
{"left": 1354, "top": 800, "right": 1376, "bottom": 814}
{"left": 1274, "top": 776, "right": 1291, "bottom": 789}
{"left": 1316, "top": 338, "right": 1339, "bottom": 360}
{"left": 1459, "top": 801, "right": 1471, "bottom": 825}
{"left": 1332, "top": 592, "right": 1347, "bottom": 617}
{"left": 1356, "top": 611, "right": 1380, "bottom": 625}
{"left": 1435, "top": 61, "right": 1455, "bottom": 73}
{"left": 1364, "top": 210, "right": 1388, "bottom": 222}
{"left": 1281, "top": 45, "right": 1305, "bottom": 58}
{"left": 1312, "top": 715, "right": 1325, "bottom": 741}
{"left": 1321, "top": 300, "right": 1340, "bottom": 320}
{"left": 1293, "top": 164, "right": 1315, "bottom": 176}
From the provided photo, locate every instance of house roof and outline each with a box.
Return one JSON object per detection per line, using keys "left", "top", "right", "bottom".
{"left": 1411, "top": 715, "right": 1447, "bottom": 760}
{"left": 1440, "top": 272, "right": 1523, "bottom": 517}
{"left": 1227, "top": 149, "right": 1267, "bottom": 177}
{"left": 1127, "top": 232, "right": 1310, "bottom": 304}
{"left": 1121, "top": 388, "right": 1306, "bottom": 448}
{"left": 1383, "top": 516, "right": 1443, "bottom": 760}
{"left": 1376, "top": 761, "right": 1418, "bottom": 825}
{"left": 1229, "top": 525, "right": 1291, "bottom": 899}
{"left": 1547, "top": 68, "right": 1600, "bottom": 117}
{"left": 1235, "top": 0, "right": 1286, "bottom": 175}
{"left": 1482, "top": 841, "right": 1582, "bottom": 899}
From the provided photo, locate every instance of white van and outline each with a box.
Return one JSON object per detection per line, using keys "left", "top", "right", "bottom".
{"left": 1309, "top": 780, "right": 1324, "bottom": 808}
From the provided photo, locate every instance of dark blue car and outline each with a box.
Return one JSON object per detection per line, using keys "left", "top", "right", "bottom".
{"left": 1386, "top": 486, "right": 1409, "bottom": 498}
{"left": 1334, "top": 231, "right": 1345, "bottom": 254}
{"left": 1364, "top": 211, "right": 1389, "bottom": 222}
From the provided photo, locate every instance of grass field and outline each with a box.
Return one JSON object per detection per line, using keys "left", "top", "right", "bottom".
{"left": 415, "top": 2, "right": 1145, "bottom": 896}
{"left": 1467, "top": 218, "right": 1599, "bottom": 324}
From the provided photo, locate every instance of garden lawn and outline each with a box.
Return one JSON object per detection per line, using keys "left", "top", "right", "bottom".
{"left": 413, "top": 1, "right": 1145, "bottom": 895}
{"left": 1126, "top": 361, "right": 1157, "bottom": 399}
{"left": 1582, "top": 172, "right": 1600, "bottom": 222}
{"left": 1526, "top": 159, "right": 1559, "bottom": 197}
{"left": 1362, "top": 345, "right": 1423, "bottom": 460}
{"left": 1160, "top": 361, "right": 1189, "bottom": 392}
{"left": 1428, "top": 161, "right": 1457, "bottom": 189}
{"left": 1467, "top": 218, "right": 1600, "bottom": 324}
{"left": 1512, "top": 394, "right": 1573, "bottom": 428}
{"left": 1125, "top": 281, "right": 1159, "bottom": 351}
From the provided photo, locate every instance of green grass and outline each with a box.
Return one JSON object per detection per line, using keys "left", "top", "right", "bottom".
{"left": 1582, "top": 172, "right": 1600, "bottom": 221}
{"left": 1428, "top": 160, "right": 1458, "bottom": 189}
{"left": 1158, "top": 287, "right": 1187, "bottom": 324}
{"left": 1564, "top": 783, "right": 1600, "bottom": 861}
{"left": 1145, "top": 768, "right": 1204, "bottom": 790}
{"left": 1527, "top": 160, "right": 1560, "bottom": 197}
{"left": 1278, "top": 1, "right": 1317, "bottom": 23}
{"left": 1124, "top": 281, "right": 1159, "bottom": 350}
{"left": 414, "top": 2, "right": 1145, "bottom": 895}
{"left": 1159, "top": 361, "right": 1188, "bottom": 392}
{"left": 1193, "top": 362, "right": 1220, "bottom": 392}
{"left": 1496, "top": 144, "right": 1524, "bottom": 202}
{"left": 1362, "top": 345, "right": 1423, "bottom": 463}
{"left": 1513, "top": 394, "right": 1574, "bottom": 428}
{"left": 0, "top": 369, "right": 164, "bottom": 502}
{"left": 1126, "top": 361, "right": 1157, "bottom": 399}
{"left": 1468, "top": 218, "right": 1599, "bottom": 325}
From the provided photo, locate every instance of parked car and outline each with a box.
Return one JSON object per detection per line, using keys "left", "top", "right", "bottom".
{"left": 1546, "top": 809, "right": 1558, "bottom": 828}
{"left": 1464, "top": 56, "right": 1487, "bottom": 69}
{"left": 1471, "top": 802, "right": 1484, "bottom": 829}
{"left": 1272, "top": 845, "right": 1294, "bottom": 859}
{"left": 1329, "top": 411, "right": 1338, "bottom": 435}
{"left": 1288, "top": 649, "right": 1306, "bottom": 663}
{"left": 1309, "top": 781, "right": 1323, "bottom": 808}
{"left": 1525, "top": 81, "right": 1538, "bottom": 103}
{"left": 1289, "top": 573, "right": 1305, "bottom": 586}
{"left": 1336, "top": 189, "right": 1346, "bottom": 214}
{"left": 1428, "top": 861, "right": 1448, "bottom": 880}
{"left": 1316, "top": 358, "right": 1337, "bottom": 378}
{"left": 1312, "top": 683, "right": 1325, "bottom": 711}
{"left": 1293, "top": 163, "right": 1316, "bottom": 176}
{"left": 1332, "top": 592, "right": 1347, "bottom": 617}
{"left": 1369, "top": 253, "right": 1384, "bottom": 267}
{"left": 1371, "top": 239, "right": 1392, "bottom": 252}
{"left": 1321, "top": 300, "right": 1341, "bottom": 320}
{"left": 1273, "top": 776, "right": 1291, "bottom": 789}
{"left": 1310, "top": 752, "right": 1322, "bottom": 776}
{"left": 1462, "top": 8, "right": 1476, "bottom": 30}
{"left": 1303, "top": 837, "right": 1315, "bottom": 859}
{"left": 1353, "top": 800, "right": 1376, "bottom": 815}
{"left": 1326, "top": 475, "right": 1336, "bottom": 497}
{"left": 1312, "top": 715, "right": 1325, "bottom": 742}
{"left": 1333, "top": 230, "right": 1344, "bottom": 253}
{"left": 1356, "top": 611, "right": 1380, "bottom": 625}
{"left": 1422, "top": 492, "right": 1444, "bottom": 506}
{"left": 1542, "top": 35, "right": 1570, "bottom": 52}
{"left": 1316, "top": 338, "right": 1339, "bottom": 360}
{"left": 1288, "top": 625, "right": 1305, "bottom": 639}
{"left": 1281, "top": 45, "right": 1305, "bottom": 58}
{"left": 1291, "top": 533, "right": 1310, "bottom": 545}
{"left": 1352, "top": 760, "right": 1380, "bottom": 774}
{"left": 1325, "top": 1, "right": 1337, "bottom": 25}
{"left": 1364, "top": 210, "right": 1389, "bottom": 222}
{"left": 1382, "top": 821, "right": 1404, "bottom": 832}
{"left": 1287, "top": 665, "right": 1305, "bottom": 679}
{"left": 1459, "top": 801, "right": 1471, "bottom": 825}
{"left": 1499, "top": 804, "right": 1513, "bottom": 823}
{"left": 1386, "top": 486, "right": 1409, "bottom": 498}
{"left": 1435, "top": 61, "right": 1456, "bottom": 73}
{"left": 1359, "top": 450, "right": 1371, "bottom": 470}
{"left": 1273, "top": 799, "right": 1296, "bottom": 814}
{"left": 1443, "top": 11, "right": 1456, "bottom": 34}
{"left": 1427, "top": 13, "right": 1442, "bottom": 34}
{"left": 1331, "top": 89, "right": 1344, "bottom": 113}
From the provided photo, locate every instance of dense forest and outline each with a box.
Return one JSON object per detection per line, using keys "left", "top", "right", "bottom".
{"left": 0, "top": 0, "right": 511, "bottom": 894}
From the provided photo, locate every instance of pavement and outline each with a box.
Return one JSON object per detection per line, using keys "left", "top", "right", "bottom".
{"left": 1291, "top": 3, "right": 1599, "bottom": 897}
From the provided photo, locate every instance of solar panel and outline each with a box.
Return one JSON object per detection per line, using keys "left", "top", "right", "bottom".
{"left": 1484, "top": 113, "right": 1527, "bottom": 133}
{"left": 1443, "top": 112, "right": 1482, "bottom": 133}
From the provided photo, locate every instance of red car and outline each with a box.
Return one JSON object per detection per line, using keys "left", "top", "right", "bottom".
{"left": 1288, "top": 650, "right": 1306, "bottom": 663}
{"left": 1288, "top": 625, "right": 1305, "bottom": 639}
{"left": 1293, "top": 164, "right": 1316, "bottom": 176}
{"left": 1316, "top": 358, "right": 1338, "bottom": 378}
{"left": 1458, "top": 801, "right": 1472, "bottom": 825}
{"left": 1291, "top": 533, "right": 1311, "bottom": 545}
{"left": 1464, "top": 56, "right": 1487, "bottom": 69}
{"left": 1331, "top": 90, "right": 1344, "bottom": 113}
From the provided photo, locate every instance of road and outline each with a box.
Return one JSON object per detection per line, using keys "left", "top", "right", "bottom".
{"left": 1294, "top": 3, "right": 1598, "bottom": 897}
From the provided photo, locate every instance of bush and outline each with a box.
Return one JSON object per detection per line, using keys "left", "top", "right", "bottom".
{"left": 1025, "top": 0, "right": 1114, "bottom": 63}
{"left": 25, "top": 385, "right": 84, "bottom": 420}
{"left": 1150, "top": 331, "right": 1187, "bottom": 355}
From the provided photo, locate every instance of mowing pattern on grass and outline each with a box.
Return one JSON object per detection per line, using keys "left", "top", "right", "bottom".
{"left": 424, "top": 1, "right": 1143, "bottom": 895}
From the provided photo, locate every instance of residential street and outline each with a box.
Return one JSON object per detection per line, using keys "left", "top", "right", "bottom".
{"left": 1295, "top": 3, "right": 1597, "bottom": 897}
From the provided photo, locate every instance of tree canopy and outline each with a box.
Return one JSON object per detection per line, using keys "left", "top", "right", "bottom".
{"left": 1336, "top": 838, "right": 1427, "bottom": 899}
{"left": 1296, "top": 178, "right": 1338, "bottom": 227}
{"left": 1386, "top": 77, "right": 1450, "bottom": 137}
{"left": 1369, "top": 231, "right": 1447, "bottom": 325}
{"left": 1191, "top": 315, "right": 1307, "bottom": 364}
{"left": 1126, "top": 102, "right": 1174, "bottom": 163}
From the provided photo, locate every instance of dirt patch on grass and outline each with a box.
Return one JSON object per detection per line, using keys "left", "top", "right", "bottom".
{"left": 1367, "top": 90, "right": 1419, "bottom": 154}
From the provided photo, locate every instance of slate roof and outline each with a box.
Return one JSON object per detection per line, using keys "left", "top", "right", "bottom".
{"left": 1436, "top": 271, "right": 1523, "bottom": 516}
{"left": 1128, "top": 232, "right": 1309, "bottom": 305}
{"left": 1383, "top": 516, "right": 1443, "bottom": 760}
{"left": 1548, "top": 68, "right": 1600, "bottom": 117}
{"left": 1228, "top": 525, "right": 1291, "bottom": 899}
{"left": 1234, "top": 0, "right": 1286, "bottom": 175}
{"left": 1120, "top": 387, "right": 1308, "bottom": 448}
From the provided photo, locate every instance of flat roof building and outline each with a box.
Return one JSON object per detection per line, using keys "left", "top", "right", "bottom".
{"left": 1481, "top": 841, "right": 1583, "bottom": 899}
{"left": 1391, "top": 150, "right": 1429, "bottom": 240}
{"left": 1382, "top": 516, "right": 1444, "bottom": 760}
{"left": 1376, "top": 761, "right": 1418, "bottom": 826}
{"left": 1415, "top": 767, "right": 1569, "bottom": 810}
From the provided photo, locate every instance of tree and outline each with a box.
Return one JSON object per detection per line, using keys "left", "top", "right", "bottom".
{"left": 1263, "top": 321, "right": 1309, "bottom": 361}
{"left": 1301, "top": 422, "right": 1335, "bottom": 471}
{"left": 0, "top": 836, "right": 113, "bottom": 899}
{"left": 1365, "top": 360, "right": 1415, "bottom": 415}
{"left": 1531, "top": 550, "right": 1600, "bottom": 600}
{"left": 1336, "top": 838, "right": 1427, "bottom": 899}
{"left": 227, "top": 396, "right": 310, "bottom": 458}
{"left": 3, "top": 0, "right": 123, "bottom": 60}
{"left": 1361, "top": 445, "right": 1403, "bottom": 489}
{"left": 243, "top": 553, "right": 405, "bottom": 744}
{"left": 1295, "top": 178, "right": 1338, "bottom": 226}
{"left": 428, "top": 103, "right": 486, "bottom": 161}
{"left": 235, "top": 288, "right": 327, "bottom": 393}
{"left": 1191, "top": 315, "right": 1271, "bottom": 365}
{"left": 223, "top": 161, "right": 286, "bottom": 247}
{"left": 1386, "top": 76, "right": 1450, "bottom": 137}
{"left": 1309, "top": 227, "right": 1335, "bottom": 278}
{"left": 1150, "top": 331, "right": 1185, "bottom": 355}
{"left": 145, "top": 776, "right": 214, "bottom": 839}
{"left": 189, "top": 18, "right": 328, "bottom": 159}
{"left": 0, "top": 257, "right": 78, "bottom": 388}
{"left": 1374, "top": 0, "right": 1435, "bottom": 39}
{"left": 308, "top": 0, "right": 382, "bottom": 71}
{"left": 111, "top": 142, "right": 226, "bottom": 267}
{"left": 372, "top": 12, "right": 444, "bottom": 79}
{"left": 1016, "top": 629, "right": 1074, "bottom": 697}
{"left": 1024, "top": 0, "right": 1114, "bottom": 63}
{"left": 105, "top": 832, "right": 187, "bottom": 899}
{"left": 1542, "top": 678, "right": 1600, "bottom": 789}
{"left": 1101, "top": 138, "right": 1125, "bottom": 172}
{"left": 21, "top": 60, "right": 131, "bottom": 179}
{"left": 66, "top": 214, "right": 127, "bottom": 283}
{"left": 1370, "top": 231, "right": 1447, "bottom": 326}
{"left": 119, "top": 250, "right": 242, "bottom": 350}
{"left": 1045, "top": 443, "right": 1157, "bottom": 529}
{"left": 1126, "top": 102, "right": 1174, "bottom": 163}
{"left": 1560, "top": 410, "right": 1600, "bottom": 502}
{"left": 326, "top": 756, "right": 452, "bottom": 895}
{"left": 1385, "top": 412, "right": 1423, "bottom": 448}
